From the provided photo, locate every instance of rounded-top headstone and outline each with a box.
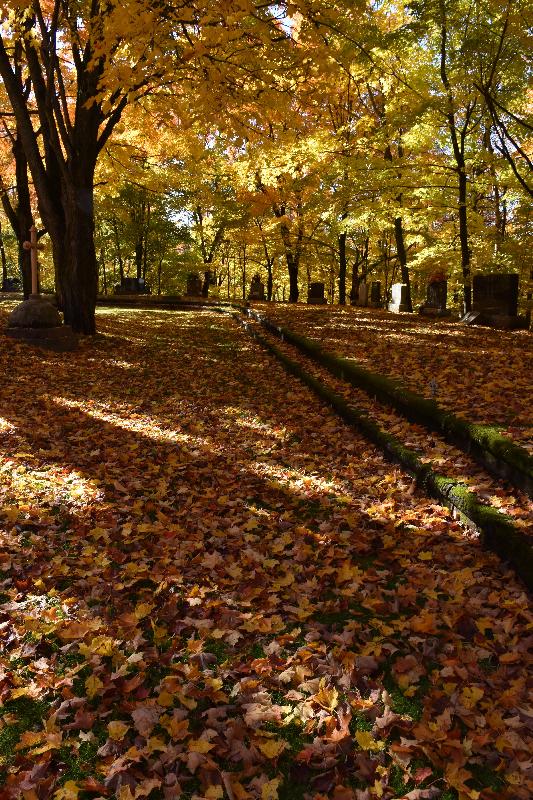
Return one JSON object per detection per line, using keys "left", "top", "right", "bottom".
{"left": 7, "top": 295, "right": 62, "bottom": 329}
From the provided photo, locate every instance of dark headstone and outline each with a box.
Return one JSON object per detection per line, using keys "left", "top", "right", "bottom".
{"left": 388, "top": 283, "right": 410, "bottom": 313}
{"left": 427, "top": 280, "right": 447, "bottom": 308}
{"left": 2, "top": 277, "right": 22, "bottom": 292}
{"left": 114, "top": 277, "right": 150, "bottom": 294}
{"left": 467, "top": 273, "right": 524, "bottom": 328}
{"left": 370, "top": 281, "right": 381, "bottom": 307}
{"left": 248, "top": 274, "right": 265, "bottom": 301}
{"left": 307, "top": 282, "right": 327, "bottom": 304}
{"left": 357, "top": 282, "right": 369, "bottom": 307}
{"left": 419, "top": 280, "right": 450, "bottom": 316}
{"left": 186, "top": 272, "right": 203, "bottom": 297}
{"left": 473, "top": 273, "right": 518, "bottom": 316}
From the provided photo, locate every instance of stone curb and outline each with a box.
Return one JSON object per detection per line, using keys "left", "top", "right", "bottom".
{"left": 240, "top": 307, "right": 533, "bottom": 498}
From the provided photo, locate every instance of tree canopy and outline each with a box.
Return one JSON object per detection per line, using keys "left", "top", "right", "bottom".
{"left": 0, "top": 0, "right": 531, "bottom": 329}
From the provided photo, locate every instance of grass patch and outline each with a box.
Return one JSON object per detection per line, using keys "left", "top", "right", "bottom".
{"left": 0, "top": 696, "right": 51, "bottom": 776}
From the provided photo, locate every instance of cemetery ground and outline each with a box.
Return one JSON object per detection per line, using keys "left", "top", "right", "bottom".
{"left": 0, "top": 302, "right": 531, "bottom": 800}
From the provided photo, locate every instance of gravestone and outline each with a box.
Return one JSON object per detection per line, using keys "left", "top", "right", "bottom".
{"left": 307, "top": 282, "right": 327, "bottom": 304}
{"left": 5, "top": 225, "right": 77, "bottom": 351}
{"left": 2, "top": 277, "right": 21, "bottom": 292}
{"left": 388, "top": 283, "right": 410, "bottom": 313}
{"left": 370, "top": 281, "right": 381, "bottom": 308}
{"left": 419, "top": 280, "right": 450, "bottom": 316}
{"left": 473, "top": 273, "right": 518, "bottom": 316}
{"left": 464, "top": 273, "right": 522, "bottom": 328}
{"left": 114, "top": 277, "right": 150, "bottom": 294}
{"left": 248, "top": 274, "right": 265, "bottom": 301}
{"left": 186, "top": 272, "right": 203, "bottom": 297}
{"left": 357, "top": 282, "right": 369, "bottom": 307}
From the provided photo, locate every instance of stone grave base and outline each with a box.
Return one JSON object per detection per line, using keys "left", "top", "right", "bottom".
{"left": 388, "top": 302, "right": 411, "bottom": 313}
{"left": 5, "top": 325, "right": 78, "bottom": 351}
{"left": 461, "top": 311, "right": 527, "bottom": 329}
{"left": 419, "top": 306, "right": 451, "bottom": 317}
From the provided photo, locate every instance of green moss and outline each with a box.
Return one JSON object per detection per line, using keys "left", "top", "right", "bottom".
{"left": 349, "top": 713, "right": 373, "bottom": 733}
{"left": 467, "top": 763, "right": 507, "bottom": 792}
{"left": 204, "top": 638, "right": 231, "bottom": 663}
{"left": 0, "top": 697, "right": 51, "bottom": 769}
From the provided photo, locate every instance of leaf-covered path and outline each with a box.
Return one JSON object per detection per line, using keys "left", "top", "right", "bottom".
{"left": 0, "top": 307, "right": 531, "bottom": 800}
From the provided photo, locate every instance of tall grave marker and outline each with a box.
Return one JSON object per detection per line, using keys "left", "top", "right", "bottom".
{"left": 5, "top": 225, "right": 77, "bottom": 349}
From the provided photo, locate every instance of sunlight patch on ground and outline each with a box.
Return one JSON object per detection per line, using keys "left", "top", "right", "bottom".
{"left": 250, "top": 459, "right": 343, "bottom": 499}
{"left": 222, "top": 406, "right": 288, "bottom": 440}
{"left": 49, "top": 395, "right": 207, "bottom": 447}
{"left": 0, "top": 416, "right": 16, "bottom": 432}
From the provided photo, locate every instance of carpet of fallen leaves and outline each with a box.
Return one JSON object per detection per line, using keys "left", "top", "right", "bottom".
{"left": 258, "top": 306, "right": 533, "bottom": 453}
{"left": 0, "top": 304, "right": 532, "bottom": 800}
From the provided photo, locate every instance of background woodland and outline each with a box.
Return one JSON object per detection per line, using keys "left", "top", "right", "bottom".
{"left": 0, "top": 0, "right": 531, "bottom": 330}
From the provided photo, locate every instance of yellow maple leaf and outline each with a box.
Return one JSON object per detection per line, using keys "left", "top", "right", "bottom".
{"left": 461, "top": 686, "right": 484, "bottom": 709}
{"left": 188, "top": 738, "right": 215, "bottom": 753}
{"left": 85, "top": 674, "right": 103, "bottom": 699}
{"left": 15, "top": 731, "right": 45, "bottom": 751}
{"left": 313, "top": 680, "right": 339, "bottom": 711}
{"left": 157, "top": 690, "right": 175, "bottom": 707}
{"left": 355, "top": 730, "right": 385, "bottom": 751}
{"left": 205, "top": 788, "right": 224, "bottom": 799}
{"left": 53, "top": 781, "right": 79, "bottom": 800}
{"left": 134, "top": 602, "right": 154, "bottom": 619}
{"left": 261, "top": 779, "right": 280, "bottom": 800}
{"left": 257, "top": 738, "right": 287, "bottom": 758}
{"left": 108, "top": 721, "right": 129, "bottom": 740}
{"left": 79, "top": 636, "right": 115, "bottom": 657}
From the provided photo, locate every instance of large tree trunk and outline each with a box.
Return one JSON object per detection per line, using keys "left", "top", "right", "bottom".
{"left": 338, "top": 232, "right": 347, "bottom": 305}
{"left": 13, "top": 136, "right": 33, "bottom": 297}
{"left": 56, "top": 168, "right": 98, "bottom": 334}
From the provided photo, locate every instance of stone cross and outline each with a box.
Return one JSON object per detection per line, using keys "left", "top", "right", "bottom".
{"left": 22, "top": 225, "right": 44, "bottom": 296}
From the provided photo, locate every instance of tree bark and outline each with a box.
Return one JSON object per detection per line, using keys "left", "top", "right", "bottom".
{"left": 394, "top": 217, "right": 413, "bottom": 312}
{"left": 0, "top": 221, "right": 7, "bottom": 286}
{"left": 440, "top": 5, "right": 472, "bottom": 313}
{"left": 338, "top": 232, "right": 347, "bottom": 305}
{"left": 58, "top": 173, "right": 98, "bottom": 334}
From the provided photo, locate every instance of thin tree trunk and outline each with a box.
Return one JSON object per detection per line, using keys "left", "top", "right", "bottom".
{"left": 338, "top": 231, "right": 347, "bottom": 305}
{"left": 242, "top": 244, "right": 247, "bottom": 300}
{"left": 267, "top": 262, "right": 273, "bottom": 301}
{"left": 112, "top": 219, "right": 124, "bottom": 283}
{"left": 394, "top": 217, "right": 413, "bottom": 312}
{"left": 157, "top": 257, "right": 162, "bottom": 295}
{"left": 100, "top": 248, "right": 107, "bottom": 295}
{"left": 0, "top": 221, "right": 7, "bottom": 286}
{"left": 440, "top": 6, "right": 472, "bottom": 313}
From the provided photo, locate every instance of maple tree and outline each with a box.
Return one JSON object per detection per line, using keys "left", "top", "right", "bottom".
{"left": 0, "top": 1, "right": 301, "bottom": 330}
